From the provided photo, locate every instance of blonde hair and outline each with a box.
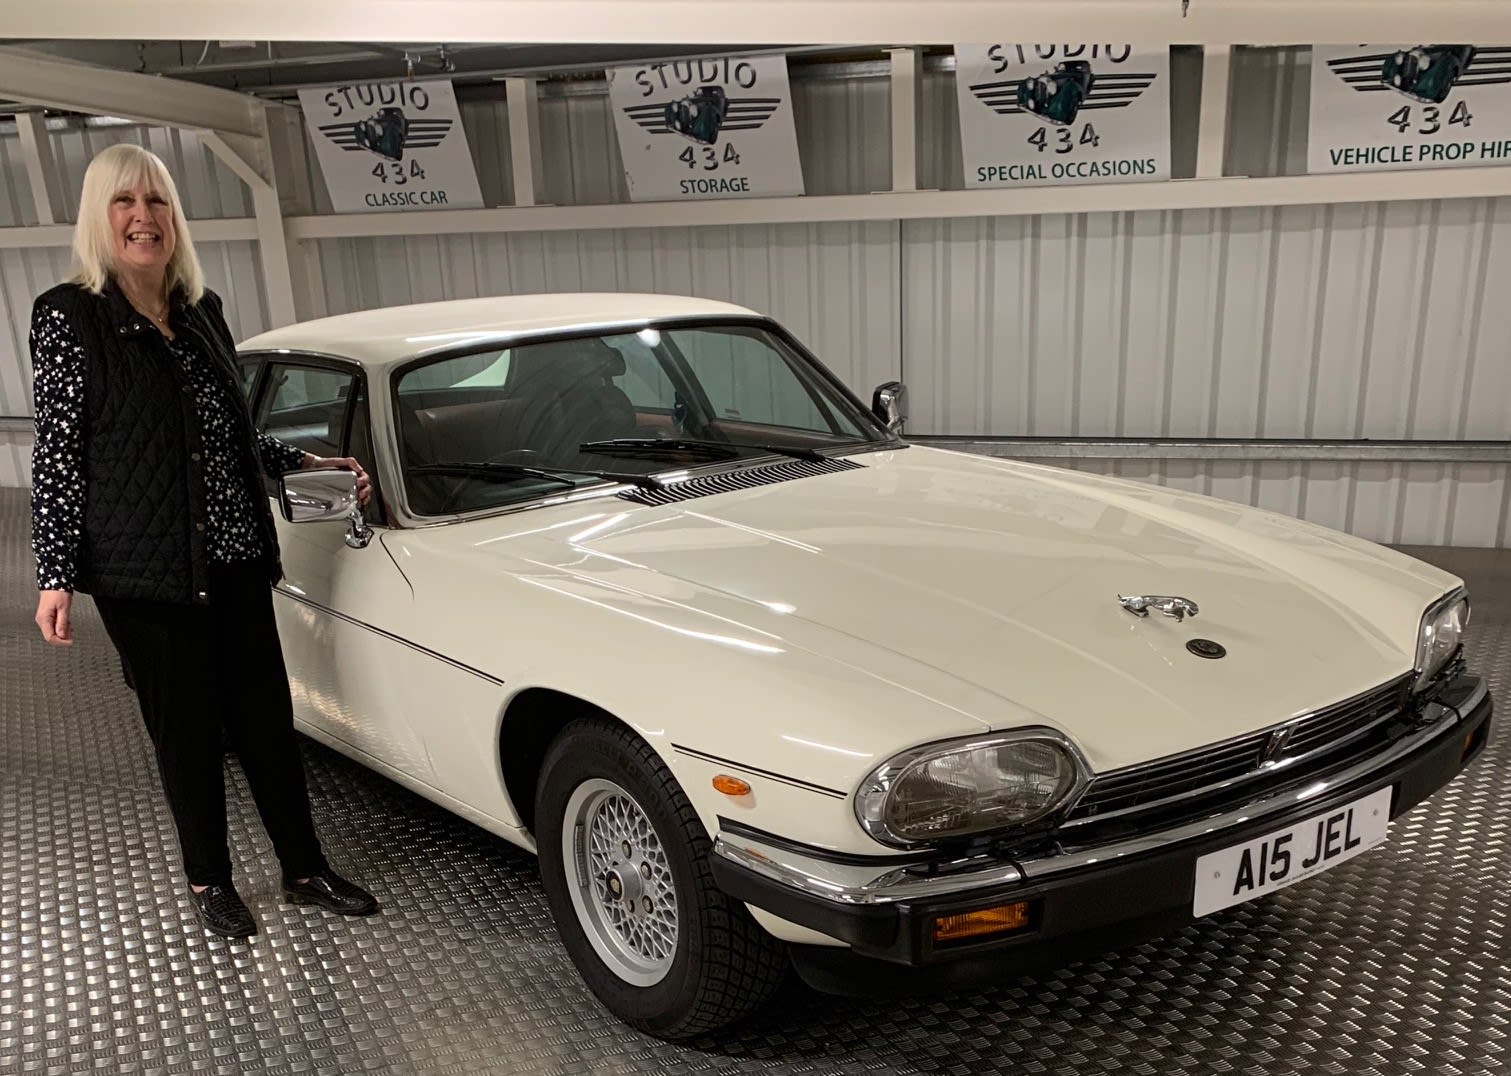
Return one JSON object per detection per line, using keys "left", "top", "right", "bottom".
{"left": 68, "top": 142, "right": 205, "bottom": 303}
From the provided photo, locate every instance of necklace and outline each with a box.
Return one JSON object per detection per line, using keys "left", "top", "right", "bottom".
{"left": 125, "top": 291, "right": 171, "bottom": 329}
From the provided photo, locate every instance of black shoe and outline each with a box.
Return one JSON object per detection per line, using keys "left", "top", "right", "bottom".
{"left": 191, "top": 884, "right": 257, "bottom": 938}
{"left": 282, "top": 869, "right": 379, "bottom": 916}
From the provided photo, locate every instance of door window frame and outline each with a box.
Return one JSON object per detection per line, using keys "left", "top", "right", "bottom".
{"left": 239, "top": 349, "right": 387, "bottom": 526}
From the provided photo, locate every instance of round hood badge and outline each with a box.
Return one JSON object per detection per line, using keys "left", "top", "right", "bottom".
{"left": 1187, "top": 639, "right": 1226, "bottom": 659}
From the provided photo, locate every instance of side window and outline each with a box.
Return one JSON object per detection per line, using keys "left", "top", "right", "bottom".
{"left": 238, "top": 359, "right": 261, "bottom": 401}
{"left": 399, "top": 350, "right": 511, "bottom": 394}
{"left": 606, "top": 338, "right": 676, "bottom": 410}
{"left": 258, "top": 363, "right": 358, "bottom": 460}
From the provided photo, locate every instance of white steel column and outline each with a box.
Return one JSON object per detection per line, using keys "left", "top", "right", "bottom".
{"left": 16, "top": 113, "right": 66, "bottom": 224}
{"left": 505, "top": 77, "right": 546, "bottom": 207}
{"left": 1196, "top": 45, "right": 1233, "bottom": 179}
{"left": 248, "top": 183, "right": 298, "bottom": 328}
{"left": 888, "top": 47, "right": 919, "bottom": 193}
{"left": 201, "top": 127, "right": 298, "bottom": 329}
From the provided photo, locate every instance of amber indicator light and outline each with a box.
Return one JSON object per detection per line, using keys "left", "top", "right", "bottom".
{"left": 932, "top": 902, "right": 1033, "bottom": 944}
{"left": 712, "top": 775, "right": 752, "bottom": 796}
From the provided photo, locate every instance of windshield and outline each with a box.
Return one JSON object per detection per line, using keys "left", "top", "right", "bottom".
{"left": 393, "top": 320, "right": 893, "bottom": 516}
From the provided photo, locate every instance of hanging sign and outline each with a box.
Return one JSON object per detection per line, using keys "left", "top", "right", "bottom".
{"left": 954, "top": 44, "right": 1172, "bottom": 188}
{"left": 606, "top": 55, "right": 805, "bottom": 201}
{"left": 298, "top": 78, "right": 485, "bottom": 212}
{"left": 1309, "top": 45, "right": 1511, "bottom": 173}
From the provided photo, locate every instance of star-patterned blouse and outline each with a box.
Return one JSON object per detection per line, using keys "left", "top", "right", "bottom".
{"left": 29, "top": 300, "right": 306, "bottom": 592}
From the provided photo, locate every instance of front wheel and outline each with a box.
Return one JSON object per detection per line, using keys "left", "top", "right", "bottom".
{"left": 535, "top": 717, "right": 788, "bottom": 1040}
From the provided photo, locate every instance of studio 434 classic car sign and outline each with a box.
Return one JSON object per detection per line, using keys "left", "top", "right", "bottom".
{"left": 298, "top": 78, "right": 485, "bottom": 212}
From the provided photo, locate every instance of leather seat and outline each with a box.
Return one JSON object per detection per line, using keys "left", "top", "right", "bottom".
{"left": 395, "top": 337, "right": 640, "bottom": 514}
{"left": 506, "top": 337, "right": 638, "bottom": 466}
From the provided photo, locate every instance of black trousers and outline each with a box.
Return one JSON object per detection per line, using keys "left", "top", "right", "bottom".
{"left": 94, "top": 561, "right": 328, "bottom": 887}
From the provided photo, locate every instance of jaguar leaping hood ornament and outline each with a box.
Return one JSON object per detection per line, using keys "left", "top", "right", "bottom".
{"left": 1118, "top": 595, "right": 1199, "bottom": 621}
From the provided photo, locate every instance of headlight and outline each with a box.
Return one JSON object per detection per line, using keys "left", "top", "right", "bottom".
{"left": 1415, "top": 589, "right": 1469, "bottom": 692}
{"left": 854, "top": 730, "right": 1088, "bottom": 848}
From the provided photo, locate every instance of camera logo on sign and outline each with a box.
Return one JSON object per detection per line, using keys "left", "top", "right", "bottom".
{"left": 1328, "top": 46, "right": 1511, "bottom": 102}
{"left": 971, "top": 62, "right": 1160, "bottom": 126}
{"left": 318, "top": 107, "right": 455, "bottom": 161}
{"left": 622, "top": 86, "right": 782, "bottom": 145}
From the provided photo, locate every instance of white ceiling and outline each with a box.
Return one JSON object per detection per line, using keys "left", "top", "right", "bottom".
{"left": 5, "top": 0, "right": 1511, "bottom": 48}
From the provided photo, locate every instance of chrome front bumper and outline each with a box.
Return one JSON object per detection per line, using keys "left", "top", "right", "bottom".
{"left": 712, "top": 676, "right": 1489, "bottom": 910}
{"left": 708, "top": 674, "right": 1492, "bottom": 986}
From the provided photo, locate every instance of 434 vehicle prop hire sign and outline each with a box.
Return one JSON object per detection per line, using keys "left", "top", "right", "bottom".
{"left": 299, "top": 79, "right": 485, "bottom": 212}
{"left": 1309, "top": 45, "right": 1511, "bottom": 173}
{"left": 607, "top": 55, "right": 806, "bottom": 201}
{"left": 954, "top": 44, "right": 1172, "bottom": 188}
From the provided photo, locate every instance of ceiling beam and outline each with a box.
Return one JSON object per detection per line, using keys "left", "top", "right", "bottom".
{"left": 2, "top": 0, "right": 1511, "bottom": 46}
{"left": 0, "top": 48, "right": 266, "bottom": 137}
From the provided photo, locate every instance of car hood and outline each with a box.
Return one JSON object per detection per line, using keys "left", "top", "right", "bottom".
{"left": 424, "top": 447, "right": 1458, "bottom": 775}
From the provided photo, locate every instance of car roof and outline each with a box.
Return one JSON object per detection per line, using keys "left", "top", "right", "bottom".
{"left": 237, "top": 292, "right": 764, "bottom": 367}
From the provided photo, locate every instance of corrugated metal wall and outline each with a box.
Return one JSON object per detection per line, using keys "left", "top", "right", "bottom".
{"left": 902, "top": 198, "right": 1511, "bottom": 442}
{"left": 1046, "top": 459, "right": 1509, "bottom": 549}
{"left": 0, "top": 121, "right": 253, "bottom": 226}
{"left": 1226, "top": 46, "right": 1311, "bottom": 179}
{"left": 1, "top": 51, "right": 1507, "bottom": 545}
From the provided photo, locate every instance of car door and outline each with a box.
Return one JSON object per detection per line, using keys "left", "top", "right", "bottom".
{"left": 251, "top": 356, "right": 437, "bottom": 782}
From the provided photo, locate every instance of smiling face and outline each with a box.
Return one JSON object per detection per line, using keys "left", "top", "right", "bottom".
{"left": 107, "top": 180, "right": 176, "bottom": 282}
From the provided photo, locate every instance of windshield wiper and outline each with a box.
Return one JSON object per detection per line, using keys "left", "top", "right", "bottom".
{"left": 408, "top": 461, "right": 666, "bottom": 492}
{"left": 579, "top": 437, "right": 831, "bottom": 463}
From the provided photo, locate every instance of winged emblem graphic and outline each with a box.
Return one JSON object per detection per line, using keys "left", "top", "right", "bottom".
{"left": 623, "top": 87, "right": 782, "bottom": 144}
{"left": 318, "top": 108, "right": 455, "bottom": 161}
{"left": 970, "top": 61, "right": 1160, "bottom": 124}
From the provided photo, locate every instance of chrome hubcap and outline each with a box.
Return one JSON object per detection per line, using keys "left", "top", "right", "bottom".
{"left": 562, "top": 778, "right": 679, "bottom": 986}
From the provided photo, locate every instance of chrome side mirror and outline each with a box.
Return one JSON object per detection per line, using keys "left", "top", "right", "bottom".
{"left": 872, "top": 380, "right": 907, "bottom": 434}
{"left": 279, "top": 468, "right": 372, "bottom": 549}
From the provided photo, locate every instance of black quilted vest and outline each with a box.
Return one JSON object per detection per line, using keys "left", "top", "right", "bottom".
{"left": 35, "top": 279, "right": 282, "bottom": 605}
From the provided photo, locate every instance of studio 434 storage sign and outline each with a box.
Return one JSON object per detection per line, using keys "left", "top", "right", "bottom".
{"left": 607, "top": 55, "right": 805, "bottom": 201}
{"left": 1309, "top": 45, "right": 1511, "bottom": 173}
{"left": 298, "top": 79, "right": 484, "bottom": 212}
{"left": 954, "top": 44, "right": 1171, "bottom": 188}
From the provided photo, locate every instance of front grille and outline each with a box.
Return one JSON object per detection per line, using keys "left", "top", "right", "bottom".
{"left": 616, "top": 456, "right": 863, "bottom": 506}
{"left": 1061, "top": 674, "right": 1414, "bottom": 836}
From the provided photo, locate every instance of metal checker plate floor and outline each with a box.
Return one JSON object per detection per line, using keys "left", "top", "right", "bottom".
{"left": 1, "top": 485, "right": 1507, "bottom": 1075}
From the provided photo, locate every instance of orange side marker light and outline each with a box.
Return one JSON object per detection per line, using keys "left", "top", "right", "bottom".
{"left": 713, "top": 775, "right": 752, "bottom": 797}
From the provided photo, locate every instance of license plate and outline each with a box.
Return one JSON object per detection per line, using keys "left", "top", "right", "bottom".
{"left": 1192, "top": 786, "right": 1393, "bottom": 917}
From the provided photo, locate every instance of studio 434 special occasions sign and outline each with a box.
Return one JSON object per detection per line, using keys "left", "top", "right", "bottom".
{"left": 298, "top": 78, "right": 485, "bottom": 212}
{"left": 606, "top": 55, "right": 806, "bottom": 201}
{"left": 954, "top": 44, "right": 1171, "bottom": 188}
{"left": 1309, "top": 45, "right": 1511, "bottom": 173}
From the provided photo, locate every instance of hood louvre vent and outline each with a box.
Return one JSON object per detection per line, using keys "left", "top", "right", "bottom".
{"left": 617, "top": 456, "right": 863, "bottom": 506}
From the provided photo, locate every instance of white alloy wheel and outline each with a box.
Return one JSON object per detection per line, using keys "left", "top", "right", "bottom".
{"left": 535, "top": 716, "right": 788, "bottom": 1039}
{"left": 561, "top": 778, "right": 680, "bottom": 987}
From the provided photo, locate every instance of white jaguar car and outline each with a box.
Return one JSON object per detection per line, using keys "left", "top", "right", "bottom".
{"left": 236, "top": 294, "right": 1493, "bottom": 1040}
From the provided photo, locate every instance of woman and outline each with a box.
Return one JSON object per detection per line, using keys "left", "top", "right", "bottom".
{"left": 29, "top": 142, "right": 378, "bottom": 939}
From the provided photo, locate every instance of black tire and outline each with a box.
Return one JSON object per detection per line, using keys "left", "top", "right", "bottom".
{"left": 535, "top": 717, "right": 787, "bottom": 1040}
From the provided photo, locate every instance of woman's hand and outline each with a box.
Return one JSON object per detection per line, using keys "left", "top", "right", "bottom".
{"left": 36, "top": 590, "right": 74, "bottom": 646}
{"left": 303, "top": 453, "right": 372, "bottom": 507}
